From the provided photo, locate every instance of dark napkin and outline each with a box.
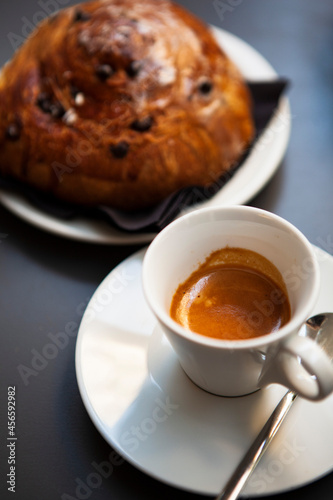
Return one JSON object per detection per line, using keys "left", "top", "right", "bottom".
{"left": 0, "top": 79, "right": 289, "bottom": 233}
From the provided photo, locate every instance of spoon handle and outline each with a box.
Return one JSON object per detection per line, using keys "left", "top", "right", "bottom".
{"left": 215, "top": 390, "right": 298, "bottom": 500}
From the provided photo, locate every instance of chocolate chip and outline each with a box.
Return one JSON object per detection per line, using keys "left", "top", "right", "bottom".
{"left": 37, "top": 93, "right": 65, "bottom": 119}
{"left": 36, "top": 92, "right": 53, "bottom": 113}
{"left": 6, "top": 123, "right": 21, "bottom": 141}
{"left": 50, "top": 102, "right": 66, "bottom": 119}
{"left": 96, "top": 64, "right": 114, "bottom": 81}
{"left": 126, "top": 61, "right": 142, "bottom": 78}
{"left": 198, "top": 80, "right": 213, "bottom": 95}
{"left": 73, "top": 10, "right": 91, "bottom": 22}
{"left": 130, "top": 116, "right": 153, "bottom": 132}
{"left": 110, "top": 141, "right": 130, "bottom": 159}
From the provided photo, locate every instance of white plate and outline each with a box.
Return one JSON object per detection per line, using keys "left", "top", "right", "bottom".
{"left": 0, "top": 27, "right": 291, "bottom": 245}
{"left": 75, "top": 245, "right": 333, "bottom": 497}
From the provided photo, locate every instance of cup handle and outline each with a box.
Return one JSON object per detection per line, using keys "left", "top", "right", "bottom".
{"left": 259, "top": 335, "right": 333, "bottom": 400}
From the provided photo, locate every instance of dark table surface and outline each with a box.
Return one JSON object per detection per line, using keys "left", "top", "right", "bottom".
{"left": 0, "top": 0, "right": 332, "bottom": 499}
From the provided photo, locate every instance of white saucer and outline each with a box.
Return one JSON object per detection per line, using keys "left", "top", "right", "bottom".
{"left": 0, "top": 27, "right": 290, "bottom": 245}
{"left": 75, "top": 245, "right": 333, "bottom": 496}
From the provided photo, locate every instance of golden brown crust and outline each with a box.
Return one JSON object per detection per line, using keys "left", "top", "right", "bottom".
{"left": 0, "top": 0, "right": 254, "bottom": 211}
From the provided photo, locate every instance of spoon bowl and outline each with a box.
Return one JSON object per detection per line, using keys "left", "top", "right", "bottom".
{"left": 300, "top": 313, "right": 333, "bottom": 362}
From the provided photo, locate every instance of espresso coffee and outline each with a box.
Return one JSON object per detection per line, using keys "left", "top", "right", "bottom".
{"left": 170, "top": 247, "right": 291, "bottom": 340}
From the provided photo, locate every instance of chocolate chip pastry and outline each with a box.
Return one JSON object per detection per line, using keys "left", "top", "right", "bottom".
{"left": 0, "top": 0, "right": 254, "bottom": 211}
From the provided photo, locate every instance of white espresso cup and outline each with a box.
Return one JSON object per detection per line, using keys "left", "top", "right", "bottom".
{"left": 143, "top": 206, "right": 333, "bottom": 399}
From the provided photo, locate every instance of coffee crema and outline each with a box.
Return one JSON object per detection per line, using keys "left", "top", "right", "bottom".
{"left": 170, "top": 247, "right": 291, "bottom": 341}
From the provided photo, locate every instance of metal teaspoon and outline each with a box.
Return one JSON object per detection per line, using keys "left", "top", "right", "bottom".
{"left": 215, "top": 313, "right": 333, "bottom": 500}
